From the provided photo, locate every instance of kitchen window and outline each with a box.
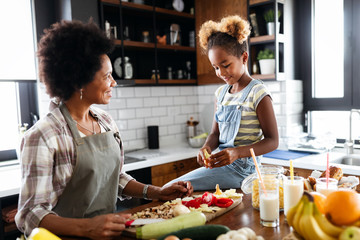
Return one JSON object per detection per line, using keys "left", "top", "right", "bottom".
{"left": 0, "top": 0, "right": 38, "bottom": 162}
{"left": 303, "top": 0, "right": 360, "bottom": 141}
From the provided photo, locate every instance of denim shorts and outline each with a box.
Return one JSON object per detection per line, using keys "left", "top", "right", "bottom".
{"left": 166, "top": 156, "right": 260, "bottom": 191}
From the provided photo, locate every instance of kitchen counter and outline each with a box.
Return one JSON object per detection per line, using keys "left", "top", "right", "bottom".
{"left": 1, "top": 144, "right": 359, "bottom": 198}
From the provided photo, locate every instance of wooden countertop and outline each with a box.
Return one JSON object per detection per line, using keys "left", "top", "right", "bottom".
{"left": 61, "top": 192, "right": 293, "bottom": 240}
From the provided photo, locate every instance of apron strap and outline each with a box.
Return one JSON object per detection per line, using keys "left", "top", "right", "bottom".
{"left": 59, "top": 103, "right": 84, "bottom": 145}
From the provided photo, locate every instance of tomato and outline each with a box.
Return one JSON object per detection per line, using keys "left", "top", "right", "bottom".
{"left": 182, "top": 199, "right": 201, "bottom": 208}
{"left": 201, "top": 192, "right": 217, "bottom": 206}
{"left": 215, "top": 198, "right": 234, "bottom": 208}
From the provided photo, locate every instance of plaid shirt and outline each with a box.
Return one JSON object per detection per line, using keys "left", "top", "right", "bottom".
{"left": 15, "top": 101, "right": 134, "bottom": 235}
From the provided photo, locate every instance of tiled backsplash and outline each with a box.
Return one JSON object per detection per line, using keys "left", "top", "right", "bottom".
{"left": 38, "top": 80, "right": 303, "bottom": 151}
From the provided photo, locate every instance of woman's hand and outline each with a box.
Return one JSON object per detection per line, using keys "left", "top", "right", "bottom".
{"left": 197, "top": 146, "right": 212, "bottom": 167}
{"left": 85, "top": 213, "right": 131, "bottom": 239}
{"left": 159, "top": 181, "right": 193, "bottom": 201}
{"left": 207, "top": 147, "right": 239, "bottom": 168}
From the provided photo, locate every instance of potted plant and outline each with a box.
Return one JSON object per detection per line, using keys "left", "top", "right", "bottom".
{"left": 257, "top": 49, "right": 275, "bottom": 74}
{"left": 263, "top": 9, "right": 281, "bottom": 35}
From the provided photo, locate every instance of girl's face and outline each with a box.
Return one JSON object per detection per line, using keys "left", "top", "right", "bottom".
{"left": 208, "top": 47, "right": 247, "bottom": 85}
{"left": 82, "top": 54, "right": 116, "bottom": 105}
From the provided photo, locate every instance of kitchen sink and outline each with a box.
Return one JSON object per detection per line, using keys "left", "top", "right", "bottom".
{"left": 332, "top": 154, "right": 360, "bottom": 166}
{"left": 124, "top": 156, "right": 146, "bottom": 164}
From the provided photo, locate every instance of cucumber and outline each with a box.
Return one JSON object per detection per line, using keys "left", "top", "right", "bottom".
{"left": 157, "top": 225, "right": 230, "bottom": 240}
{"left": 136, "top": 212, "right": 206, "bottom": 239}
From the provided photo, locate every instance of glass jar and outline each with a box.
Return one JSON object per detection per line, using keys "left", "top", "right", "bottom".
{"left": 241, "top": 165, "right": 284, "bottom": 210}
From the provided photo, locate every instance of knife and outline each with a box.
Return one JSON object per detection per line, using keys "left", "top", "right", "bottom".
{"left": 125, "top": 218, "right": 166, "bottom": 227}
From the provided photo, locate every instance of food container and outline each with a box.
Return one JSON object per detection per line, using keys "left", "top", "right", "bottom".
{"left": 241, "top": 165, "right": 284, "bottom": 210}
{"left": 188, "top": 137, "right": 206, "bottom": 148}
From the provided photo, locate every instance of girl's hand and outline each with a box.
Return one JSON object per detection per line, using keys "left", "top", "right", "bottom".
{"left": 207, "top": 147, "right": 239, "bottom": 168}
{"left": 86, "top": 213, "right": 131, "bottom": 239}
{"left": 197, "top": 146, "right": 212, "bottom": 167}
{"left": 159, "top": 181, "right": 193, "bottom": 201}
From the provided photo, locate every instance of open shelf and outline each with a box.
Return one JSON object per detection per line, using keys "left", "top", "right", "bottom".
{"left": 100, "top": 0, "right": 196, "bottom": 86}
{"left": 250, "top": 34, "right": 284, "bottom": 45}
{"left": 251, "top": 74, "right": 276, "bottom": 80}
{"left": 158, "top": 79, "right": 197, "bottom": 84}
{"left": 101, "top": 0, "right": 194, "bottom": 19}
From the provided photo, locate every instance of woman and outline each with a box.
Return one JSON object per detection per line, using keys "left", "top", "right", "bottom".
{"left": 167, "top": 15, "right": 278, "bottom": 190}
{"left": 15, "top": 20, "right": 193, "bottom": 239}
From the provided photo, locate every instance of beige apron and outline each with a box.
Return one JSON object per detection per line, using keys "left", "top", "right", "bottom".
{"left": 52, "top": 103, "right": 121, "bottom": 218}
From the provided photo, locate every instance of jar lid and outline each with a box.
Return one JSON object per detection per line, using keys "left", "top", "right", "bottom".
{"left": 240, "top": 165, "right": 284, "bottom": 194}
{"left": 259, "top": 165, "right": 284, "bottom": 175}
{"left": 241, "top": 173, "right": 257, "bottom": 194}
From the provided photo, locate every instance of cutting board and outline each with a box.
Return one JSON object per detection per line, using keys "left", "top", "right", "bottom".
{"left": 123, "top": 197, "right": 243, "bottom": 238}
{"left": 263, "top": 149, "right": 311, "bottom": 160}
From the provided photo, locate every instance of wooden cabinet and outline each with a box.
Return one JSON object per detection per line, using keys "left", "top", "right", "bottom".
{"left": 151, "top": 157, "right": 199, "bottom": 186}
{"left": 195, "top": 0, "right": 247, "bottom": 85}
{"left": 247, "top": 0, "right": 295, "bottom": 81}
{"left": 99, "top": 0, "right": 197, "bottom": 86}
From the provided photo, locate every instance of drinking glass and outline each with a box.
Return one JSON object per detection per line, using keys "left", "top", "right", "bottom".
{"left": 259, "top": 177, "right": 279, "bottom": 227}
{"left": 316, "top": 178, "right": 338, "bottom": 196}
{"left": 283, "top": 176, "right": 304, "bottom": 218}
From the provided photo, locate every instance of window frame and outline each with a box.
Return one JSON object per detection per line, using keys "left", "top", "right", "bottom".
{"left": 0, "top": 81, "right": 39, "bottom": 162}
{"left": 303, "top": 0, "right": 359, "bottom": 112}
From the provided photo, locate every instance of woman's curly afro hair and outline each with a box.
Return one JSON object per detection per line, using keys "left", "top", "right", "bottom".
{"left": 38, "top": 20, "right": 114, "bottom": 101}
{"left": 198, "top": 15, "right": 251, "bottom": 57}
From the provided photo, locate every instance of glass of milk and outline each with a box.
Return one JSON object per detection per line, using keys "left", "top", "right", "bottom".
{"left": 259, "top": 177, "right": 279, "bottom": 227}
{"left": 316, "top": 177, "right": 338, "bottom": 196}
{"left": 283, "top": 176, "right": 304, "bottom": 219}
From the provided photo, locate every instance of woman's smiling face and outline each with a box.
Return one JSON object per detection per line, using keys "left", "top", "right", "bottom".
{"left": 208, "top": 46, "right": 247, "bottom": 85}
{"left": 82, "top": 54, "right": 116, "bottom": 105}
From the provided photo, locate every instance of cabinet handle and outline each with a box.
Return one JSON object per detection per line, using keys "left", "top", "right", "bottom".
{"left": 179, "top": 163, "right": 184, "bottom": 169}
{"left": 173, "top": 164, "right": 178, "bottom": 170}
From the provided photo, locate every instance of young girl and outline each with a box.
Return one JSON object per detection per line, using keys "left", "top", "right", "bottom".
{"left": 167, "top": 15, "right": 278, "bottom": 190}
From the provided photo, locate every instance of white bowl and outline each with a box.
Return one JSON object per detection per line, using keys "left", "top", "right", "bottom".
{"left": 188, "top": 137, "right": 206, "bottom": 148}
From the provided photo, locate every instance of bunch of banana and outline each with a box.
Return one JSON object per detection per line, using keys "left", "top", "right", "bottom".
{"left": 286, "top": 192, "right": 345, "bottom": 240}
{"left": 28, "top": 228, "right": 61, "bottom": 240}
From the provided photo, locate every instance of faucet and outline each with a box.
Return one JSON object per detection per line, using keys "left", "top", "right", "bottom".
{"left": 345, "top": 109, "right": 360, "bottom": 154}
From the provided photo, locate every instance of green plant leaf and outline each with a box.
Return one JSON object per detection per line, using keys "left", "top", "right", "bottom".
{"left": 257, "top": 49, "right": 275, "bottom": 60}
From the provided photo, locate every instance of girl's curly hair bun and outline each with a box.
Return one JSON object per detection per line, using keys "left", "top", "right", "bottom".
{"left": 219, "top": 15, "right": 251, "bottom": 44}
{"left": 198, "top": 15, "right": 251, "bottom": 52}
{"left": 198, "top": 20, "right": 219, "bottom": 50}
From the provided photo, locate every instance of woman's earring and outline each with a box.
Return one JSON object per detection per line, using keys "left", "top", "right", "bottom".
{"left": 80, "top": 90, "right": 83, "bottom": 100}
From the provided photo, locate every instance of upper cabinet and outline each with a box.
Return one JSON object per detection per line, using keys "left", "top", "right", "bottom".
{"left": 99, "top": 0, "right": 197, "bottom": 86}
{"left": 247, "top": 0, "right": 295, "bottom": 81}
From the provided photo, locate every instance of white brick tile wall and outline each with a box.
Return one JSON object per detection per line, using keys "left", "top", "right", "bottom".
{"left": 166, "top": 87, "right": 180, "bottom": 96}
{"left": 135, "top": 108, "right": 152, "bottom": 118}
{"left": 173, "top": 96, "right": 187, "bottom": 105}
{"left": 117, "top": 87, "right": 135, "bottom": 98}
{"left": 134, "top": 87, "right": 150, "bottom": 97}
{"left": 128, "top": 119, "right": 144, "bottom": 129}
{"left": 180, "top": 86, "right": 195, "bottom": 95}
{"left": 118, "top": 109, "right": 136, "bottom": 119}
{"left": 151, "top": 87, "right": 166, "bottom": 96}
{"left": 37, "top": 80, "right": 303, "bottom": 151}
{"left": 151, "top": 107, "right": 167, "bottom": 117}
{"left": 143, "top": 97, "right": 159, "bottom": 107}
{"left": 159, "top": 97, "right": 174, "bottom": 106}
{"left": 115, "top": 120, "right": 127, "bottom": 130}
{"left": 126, "top": 98, "right": 143, "bottom": 108}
